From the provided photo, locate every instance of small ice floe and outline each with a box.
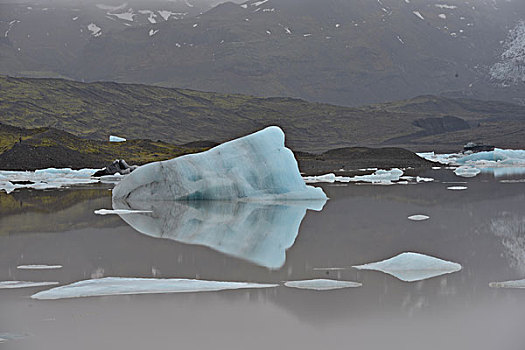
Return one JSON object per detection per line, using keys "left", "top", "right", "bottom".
{"left": 407, "top": 214, "right": 430, "bottom": 221}
{"left": 447, "top": 186, "right": 468, "bottom": 190}
{"left": 149, "top": 29, "right": 159, "bottom": 36}
{"left": 0, "top": 281, "right": 59, "bottom": 289}
{"left": 353, "top": 252, "right": 461, "bottom": 282}
{"left": 489, "top": 279, "right": 525, "bottom": 289}
{"left": 31, "top": 277, "right": 277, "bottom": 299}
{"left": 109, "top": 135, "right": 126, "bottom": 142}
{"left": 454, "top": 166, "right": 481, "bottom": 178}
{"left": 94, "top": 209, "right": 153, "bottom": 215}
{"left": 303, "top": 169, "right": 404, "bottom": 185}
{"left": 17, "top": 265, "right": 62, "bottom": 270}
{"left": 0, "top": 333, "right": 28, "bottom": 342}
{"left": 284, "top": 279, "right": 361, "bottom": 290}
{"left": 0, "top": 168, "right": 99, "bottom": 194}
{"left": 500, "top": 179, "right": 525, "bottom": 183}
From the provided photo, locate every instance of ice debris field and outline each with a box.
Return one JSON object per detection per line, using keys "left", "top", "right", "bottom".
{"left": 418, "top": 148, "right": 525, "bottom": 178}
{"left": 2, "top": 126, "right": 525, "bottom": 195}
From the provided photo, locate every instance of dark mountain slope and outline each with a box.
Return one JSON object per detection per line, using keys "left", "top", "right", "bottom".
{"left": 2, "top": 76, "right": 525, "bottom": 152}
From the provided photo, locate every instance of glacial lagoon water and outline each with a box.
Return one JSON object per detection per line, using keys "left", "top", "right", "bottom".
{"left": 1, "top": 169, "right": 525, "bottom": 349}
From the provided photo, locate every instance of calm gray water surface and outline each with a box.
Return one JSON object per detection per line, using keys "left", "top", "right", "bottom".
{"left": 1, "top": 169, "right": 525, "bottom": 349}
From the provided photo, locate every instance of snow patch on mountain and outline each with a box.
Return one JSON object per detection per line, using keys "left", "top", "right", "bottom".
{"left": 252, "top": 0, "right": 269, "bottom": 6}
{"left": 435, "top": 4, "right": 457, "bottom": 10}
{"left": 490, "top": 20, "right": 525, "bottom": 85}
{"left": 158, "top": 10, "right": 185, "bottom": 21}
{"left": 4, "top": 20, "right": 20, "bottom": 38}
{"left": 139, "top": 10, "right": 157, "bottom": 23}
{"left": 87, "top": 23, "right": 102, "bottom": 37}
{"left": 109, "top": 9, "right": 135, "bottom": 21}
{"left": 96, "top": 3, "right": 127, "bottom": 11}
{"left": 413, "top": 11, "right": 424, "bottom": 20}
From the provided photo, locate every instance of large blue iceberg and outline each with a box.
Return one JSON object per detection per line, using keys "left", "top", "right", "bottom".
{"left": 112, "top": 126, "right": 327, "bottom": 201}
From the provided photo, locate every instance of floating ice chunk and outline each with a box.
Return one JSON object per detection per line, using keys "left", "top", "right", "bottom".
{"left": 17, "top": 265, "right": 62, "bottom": 270}
{"left": 353, "top": 252, "right": 462, "bottom": 282}
{"left": 416, "top": 176, "right": 434, "bottom": 182}
{"left": 113, "top": 127, "right": 327, "bottom": 201}
{"left": 447, "top": 186, "right": 468, "bottom": 190}
{"left": 454, "top": 166, "right": 481, "bottom": 178}
{"left": 0, "top": 281, "right": 59, "bottom": 289}
{"left": 94, "top": 209, "right": 153, "bottom": 215}
{"left": 489, "top": 279, "right": 525, "bottom": 289}
{"left": 109, "top": 135, "right": 126, "bottom": 142}
{"left": 303, "top": 173, "right": 336, "bottom": 183}
{"left": 284, "top": 279, "right": 361, "bottom": 290}
{"left": 304, "top": 169, "right": 404, "bottom": 185}
{"left": 149, "top": 29, "right": 159, "bottom": 36}
{"left": 112, "top": 198, "right": 325, "bottom": 269}
{"left": 349, "top": 168, "right": 403, "bottom": 184}
{"left": 408, "top": 215, "right": 429, "bottom": 221}
{"left": 31, "top": 277, "right": 277, "bottom": 299}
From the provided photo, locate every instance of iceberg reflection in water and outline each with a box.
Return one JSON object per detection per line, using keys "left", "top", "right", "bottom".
{"left": 112, "top": 198, "right": 326, "bottom": 269}
{"left": 353, "top": 252, "right": 462, "bottom": 282}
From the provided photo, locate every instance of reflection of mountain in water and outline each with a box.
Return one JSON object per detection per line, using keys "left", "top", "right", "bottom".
{"left": 113, "top": 199, "right": 325, "bottom": 269}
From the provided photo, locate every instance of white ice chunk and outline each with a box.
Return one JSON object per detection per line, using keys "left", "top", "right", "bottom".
{"left": 149, "top": 29, "right": 159, "bottom": 36}
{"left": 408, "top": 214, "right": 430, "bottom": 221}
{"left": 31, "top": 277, "right": 277, "bottom": 299}
{"left": 17, "top": 265, "right": 62, "bottom": 270}
{"left": 447, "top": 186, "right": 468, "bottom": 190}
{"left": 112, "top": 199, "right": 325, "bottom": 269}
{"left": 284, "top": 279, "right": 361, "bottom": 290}
{"left": 0, "top": 281, "right": 59, "bottom": 289}
{"left": 109, "top": 135, "right": 126, "bottom": 142}
{"left": 112, "top": 126, "right": 327, "bottom": 201}
{"left": 454, "top": 166, "right": 481, "bottom": 178}
{"left": 489, "top": 279, "right": 525, "bottom": 289}
{"left": 303, "top": 173, "right": 336, "bottom": 183}
{"left": 94, "top": 209, "right": 153, "bottom": 215}
{"left": 353, "top": 252, "right": 462, "bottom": 282}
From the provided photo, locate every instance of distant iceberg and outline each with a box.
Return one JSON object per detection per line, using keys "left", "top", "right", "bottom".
{"left": 353, "top": 252, "right": 462, "bottom": 282}
{"left": 112, "top": 126, "right": 327, "bottom": 201}
{"left": 112, "top": 198, "right": 325, "bottom": 269}
{"left": 31, "top": 277, "right": 278, "bottom": 299}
